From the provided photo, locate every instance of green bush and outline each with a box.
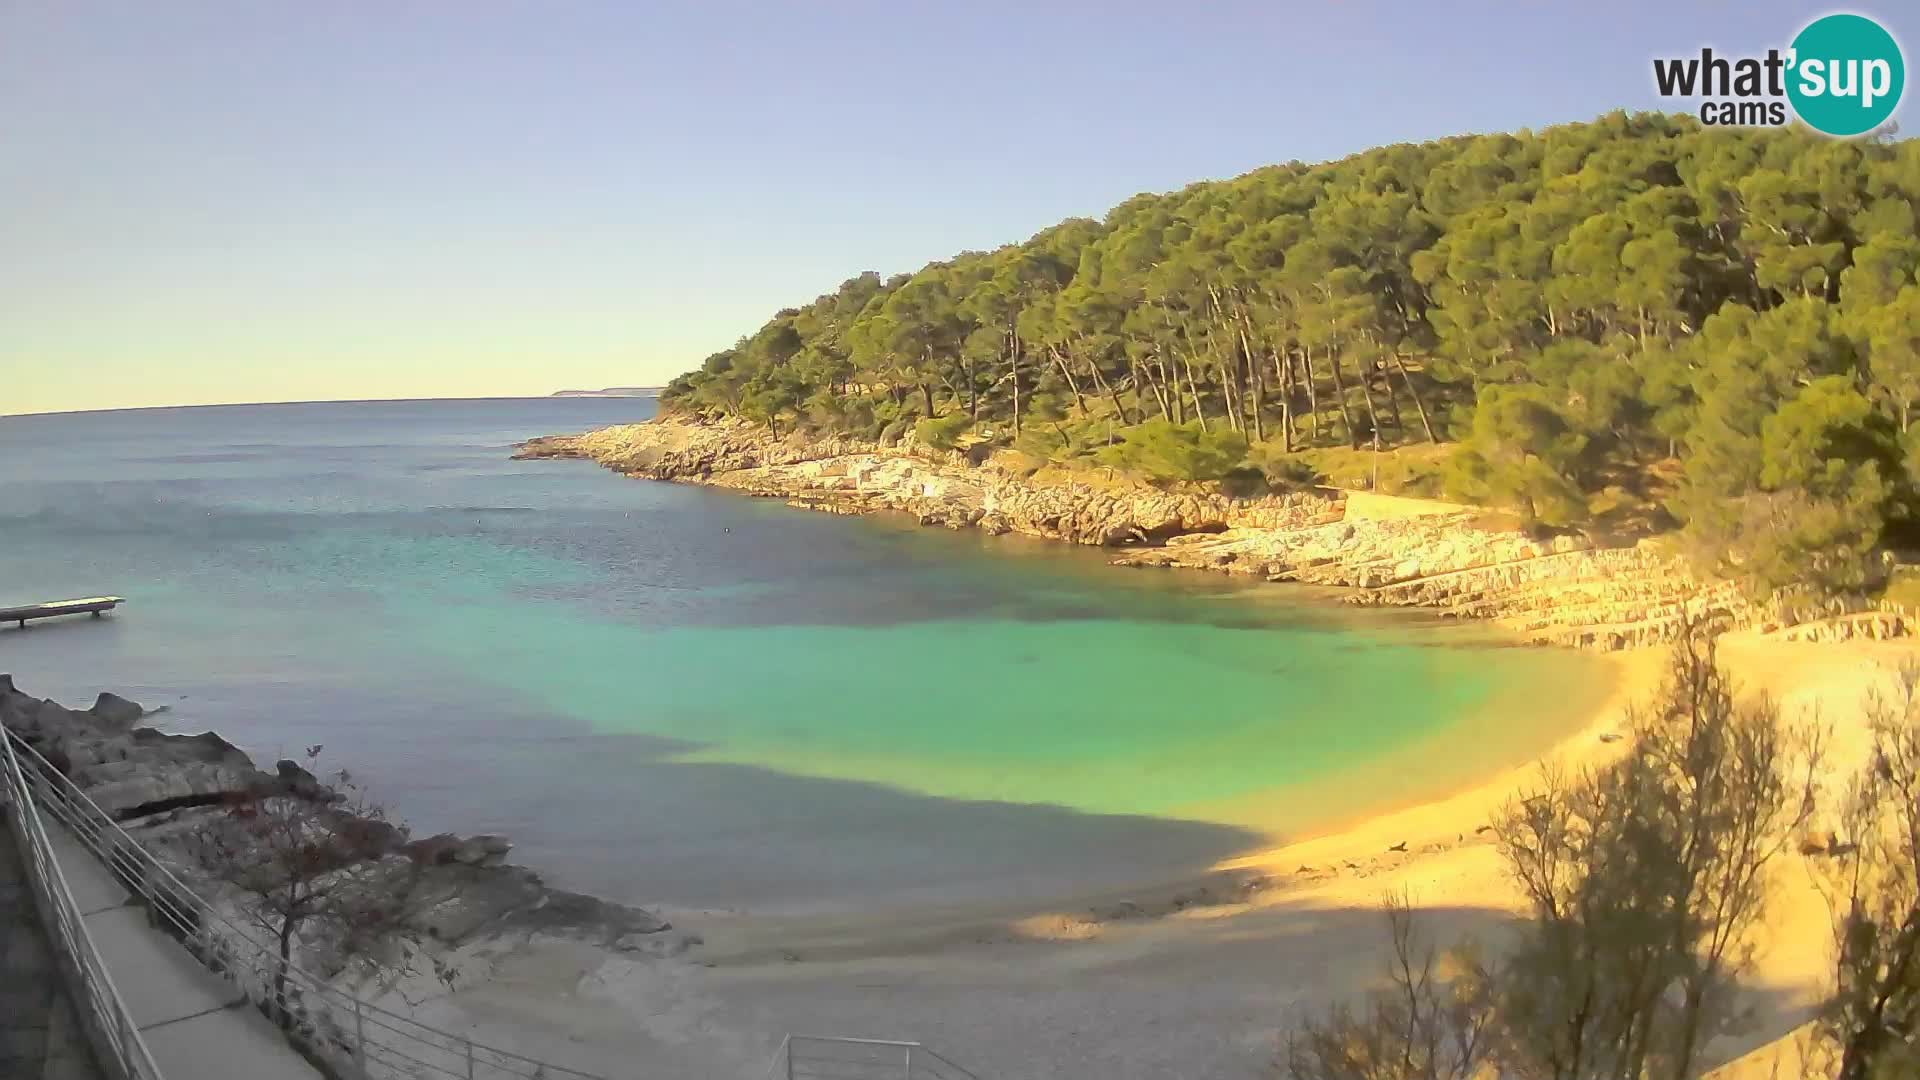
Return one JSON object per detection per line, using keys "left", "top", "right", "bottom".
{"left": 807, "top": 389, "right": 870, "bottom": 434}
{"left": 1096, "top": 420, "right": 1249, "bottom": 485}
{"left": 1220, "top": 465, "right": 1270, "bottom": 498}
{"left": 914, "top": 412, "right": 974, "bottom": 450}
{"left": 877, "top": 417, "right": 912, "bottom": 446}
{"left": 1013, "top": 416, "right": 1118, "bottom": 466}
{"left": 861, "top": 397, "right": 908, "bottom": 442}
{"left": 1249, "top": 444, "right": 1326, "bottom": 489}
{"left": 1444, "top": 385, "right": 1590, "bottom": 527}
{"left": 1270, "top": 443, "right": 1453, "bottom": 495}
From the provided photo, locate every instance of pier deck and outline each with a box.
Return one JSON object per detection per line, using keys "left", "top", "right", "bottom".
{"left": 0, "top": 598, "right": 124, "bottom": 629}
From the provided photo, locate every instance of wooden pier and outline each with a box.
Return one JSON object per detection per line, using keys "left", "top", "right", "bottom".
{"left": 0, "top": 597, "right": 124, "bottom": 629}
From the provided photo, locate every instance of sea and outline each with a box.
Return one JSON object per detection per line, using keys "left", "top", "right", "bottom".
{"left": 0, "top": 398, "right": 1609, "bottom": 915}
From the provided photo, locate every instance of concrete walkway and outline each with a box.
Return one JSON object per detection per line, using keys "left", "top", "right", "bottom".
{"left": 46, "top": 826, "right": 321, "bottom": 1080}
{"left": 0, "top": 823, "right": 101, "bottom": 1080}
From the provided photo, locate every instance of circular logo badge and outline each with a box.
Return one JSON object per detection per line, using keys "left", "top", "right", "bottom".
{"left": 1788, "top": 14, "right": 1905, "bottom": 136}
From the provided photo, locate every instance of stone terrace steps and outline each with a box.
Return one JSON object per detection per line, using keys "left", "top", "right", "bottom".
{"left": 1347, "top": 547, "right": 1665, "bottom": 603}
{"left": 1774, "top": 611, "right": 1915, "bottom": 642}
{"left": 1533, "top": 611, "right": 1713, "bottom": 651}
{"left": 1495, "top": 595, "right": 1742, "bottom": 635}
{"left": 1327, "top": 543, "right": 1750, "bottom": 647}
{"left": 1433, "top": 575, "right": 1738, "bottom": 623}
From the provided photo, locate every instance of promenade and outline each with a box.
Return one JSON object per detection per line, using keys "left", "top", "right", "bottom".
{"left": 43, "top": 826, "right": 321, "bottom": 1080}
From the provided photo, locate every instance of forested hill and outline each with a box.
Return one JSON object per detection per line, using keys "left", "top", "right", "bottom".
{"left": 662, "top": 112, "right": 1920, "bottom": 595}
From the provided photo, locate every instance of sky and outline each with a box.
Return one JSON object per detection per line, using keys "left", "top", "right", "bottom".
{"left": 2, "top": 1, "right": 1914, "bottom": 416}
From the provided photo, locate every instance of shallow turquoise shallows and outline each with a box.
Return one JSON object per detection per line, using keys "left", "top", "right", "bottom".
{"left": 0, "top": 399, "right": 1609, "bottom": 914}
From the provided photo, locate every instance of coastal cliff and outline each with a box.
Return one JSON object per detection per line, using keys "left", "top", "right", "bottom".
{"left": 513, "top": 415, "right": 1825, "bottom": 651}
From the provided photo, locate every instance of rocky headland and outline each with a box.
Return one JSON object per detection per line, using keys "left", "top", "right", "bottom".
{"left": 517, "top": 415, "right": 1901, "bottom": 650}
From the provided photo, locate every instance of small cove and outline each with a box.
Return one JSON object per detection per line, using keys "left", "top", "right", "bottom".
{"left": 0, "top": 398, "right": 1611, "bottom": 914}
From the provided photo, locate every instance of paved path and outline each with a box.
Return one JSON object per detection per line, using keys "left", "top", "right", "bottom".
{"left": 47, "top": 825, "right": 322, "bottom": 1080}
{"left": 0, "top": 821, "right": 102, "bottom": 1080}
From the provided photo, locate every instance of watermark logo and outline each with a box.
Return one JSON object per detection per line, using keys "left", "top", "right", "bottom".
{"left": 1652, "top": 12, "right": 1904, "bottom": 136}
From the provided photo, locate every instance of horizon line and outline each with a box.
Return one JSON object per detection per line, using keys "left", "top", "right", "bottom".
{"left": 0, "top": 392, "right": 660, "bottom": 421}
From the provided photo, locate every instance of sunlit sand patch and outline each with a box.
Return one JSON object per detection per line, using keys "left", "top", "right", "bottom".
{"left": 1008, "top": 913, "right": 1104, "bottom": 941}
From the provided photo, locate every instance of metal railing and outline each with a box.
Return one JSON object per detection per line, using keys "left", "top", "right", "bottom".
{"left": 1, "top": 725, "right": 166, "bottom": 1080}
{"left": 767, "top": 1036, "right": 979, "bottom": 1080}
{"left": 4, "top": 728, "right": 607, "bottom": 1080}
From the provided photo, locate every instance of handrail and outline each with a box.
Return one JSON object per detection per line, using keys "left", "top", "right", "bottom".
{"left": 771, "top": 1034, "right": 980, "bottom": 1080}
{"left": 4, "top": 728, "right": 609, "bottom": 1080}
{"left": 0, "top": 726, "right": 167, "bottom": 1080}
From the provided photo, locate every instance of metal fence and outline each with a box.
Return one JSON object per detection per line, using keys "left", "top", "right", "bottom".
{"left": 767, "top": 1036, "right": 978, "bottom": 1080}
{"left": 1, "top": 724, "right": 166, "bottom": 1080}
{"left": 8, "top": 727, "right": 989, "bottom": 1080}
{"left": 5, "top": 728, "right": 607, "bottom": 1080}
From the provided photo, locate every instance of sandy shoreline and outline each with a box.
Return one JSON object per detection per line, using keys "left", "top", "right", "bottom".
{"left": 1218, "top": 643, "right": 1662, "bottom": 883}
{"left": 382, "top": 631, "right": 1906, "bottom": 1080}
{"left": 18, "top": 592, "right": 1854, "bottom": 1078}
{"left": 458, "top": 420, "right": 1912, "bottom": 1076}
{"left": 674, "top": 636, "right": 1650, "bottom": 959}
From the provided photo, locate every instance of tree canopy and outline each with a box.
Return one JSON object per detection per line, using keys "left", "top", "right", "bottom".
{"left": 663, "top": 113, "right": 1920, "bottom": 593}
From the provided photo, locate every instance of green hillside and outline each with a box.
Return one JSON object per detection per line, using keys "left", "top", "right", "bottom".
{"left": 664, "top": 113, "right": 1920, "bottom": 595}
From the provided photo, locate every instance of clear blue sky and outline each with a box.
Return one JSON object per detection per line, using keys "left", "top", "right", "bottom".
{"left": 2, "top": 1, "right": 1911, "bottom": 414}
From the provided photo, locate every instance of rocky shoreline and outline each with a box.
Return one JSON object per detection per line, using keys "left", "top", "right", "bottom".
{"left": 0, "top": 675, "right": 674, "bottom": 950}
{"left": 0, "top": 674, "right": 691, "bottom": 1075}
{"left": 515, "top": 414, "right": 1858, "bottom": 651}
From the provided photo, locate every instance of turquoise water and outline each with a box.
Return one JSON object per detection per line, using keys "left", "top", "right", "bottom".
{"left": 0, "top": 399, "right": 1606, "bottom": 913}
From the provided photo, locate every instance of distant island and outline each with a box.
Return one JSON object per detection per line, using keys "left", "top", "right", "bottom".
{"left": 550, "top": 386, "right": 661, "bottom": 398}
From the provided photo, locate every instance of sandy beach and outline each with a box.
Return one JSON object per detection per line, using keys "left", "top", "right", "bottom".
{"left": 367, "top": 630, "right": 1903, "bottom": 1079}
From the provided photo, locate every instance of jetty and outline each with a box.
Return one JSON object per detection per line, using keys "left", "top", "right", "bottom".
{"left": 1, "top": 596, "right": 124, "bottom": 629}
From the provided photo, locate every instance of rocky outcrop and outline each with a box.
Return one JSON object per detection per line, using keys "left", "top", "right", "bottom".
{"left": 518, "top": 415, "right": 1782, "bottom": 651}
{"left": 88, "top": 691, "right": 143, "bottom": 728}
{"left": 0, "top": 680, "right": 677, "bottom": 961}
{"left": 1, "top": 679, "right": 691, "bottom": 1080}
{"left": 516, "top": 420, "right": 879, "bottom": 480}
{"left": 521, "top": 417, "right": 1343, "bottom": 549}
{"left": 1774, "top": 611, "right": 1913, "bottom": 642}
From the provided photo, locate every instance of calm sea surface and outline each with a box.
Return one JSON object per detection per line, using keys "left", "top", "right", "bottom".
{"left": 0, "top": 398, "right": 1608, "bottom": 914}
